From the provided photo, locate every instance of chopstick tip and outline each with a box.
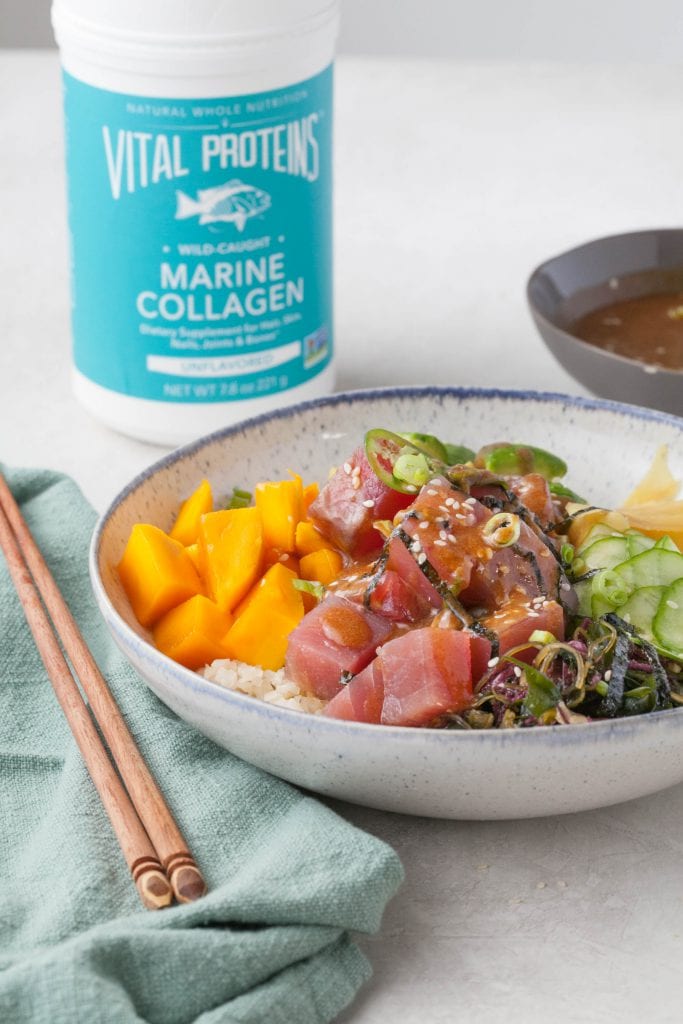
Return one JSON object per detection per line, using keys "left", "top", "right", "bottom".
{"left": 137, "top": 868, "right": 174, "bottom": 910}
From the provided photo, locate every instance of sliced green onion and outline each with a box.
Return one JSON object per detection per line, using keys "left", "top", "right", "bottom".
{"left": 593, "top": 568, "right": 632, "bottom": 609}
{"left": 528, "top": 630, "right": 557, "bottom": 645}
{"left": 560, "top": 542, "right": 574, "bottom": 566}
{"left": 292, "top": 579, "right": 325, "bottom": 601}
{"left": 482, "top": 512, "right": 521, "bottom": 548}
{"left": 393, "top": 452, "right": 432, "bottom": 488}
{"left": 227, "top": 486, "right": 252, "bottom": 509}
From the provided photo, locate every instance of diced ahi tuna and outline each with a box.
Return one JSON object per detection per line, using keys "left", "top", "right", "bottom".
{"left": 385, "top": 536, "right": 442, "bottom": 609}
{"left": 324, "top": 627, "right": 474, "bottom": 726}
{"left": 458, "top": 519, "right": 560, "bottom": 609}
{"left": 380, "top": 629, "right": 473, "bottom": 726}
{"left": 466, "top": 631, "right": 492, "bottom": 683}
{"left": 284, "top": 594, "right": 393, "bottom": 700}
{"left": 322, "top": 659, "right": 385, "bottom": 724}
{"left": 396, "top": 476, "right": 560, "bottom": 611}
{"left": 368, "top": 570, "right": 433, "bottom": 622}
{"left": 481, "top": 598, "right": 565, "bottom": 662}
{"left": 506, "top": 474, "right": 560, "bottom": 529}
{"left": 308, "top": 447, "right": 413, "bottom": 558}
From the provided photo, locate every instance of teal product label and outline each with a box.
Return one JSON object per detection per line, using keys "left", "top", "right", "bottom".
{"left": 62, "top": 67, "right": 333, "bottom": 403}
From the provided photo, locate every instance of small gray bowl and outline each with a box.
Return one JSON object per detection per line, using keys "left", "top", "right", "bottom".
{"left": 527, "top": 229, "right": 683, "bottom": 415}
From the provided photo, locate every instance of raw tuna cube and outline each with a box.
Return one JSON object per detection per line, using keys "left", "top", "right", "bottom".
{"left": 367, "top": 569, "right": 432, "bottom": 622}
{"left": 324, "top": 627, "right": 474, "bottom": 726}
{"left": 323, "top": 659, "right": 385, "bottom": 724}
{"left": 285, "top": 595, "right": 393, "bottom": 700}
{"left": 481, "top": 599, "right": 565, "bottom": 661}
{"left": 466, "top": 631, "right": 492, "bottom": 683}
{"left": 396, "top": 476, "right": 560, "bottom": 611}
{"left": 308, "top": 447, "right": 413, "bottom": 558}
{"left": 379, "top": 628, "right": 473, "bottom": 726}
{"left": 385, "top": 536, "right": 442, "bottom": 609}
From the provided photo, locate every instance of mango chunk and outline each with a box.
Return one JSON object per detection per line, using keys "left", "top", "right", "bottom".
{"left": 184, "top": 543, "right": 201, "bottom": 573}
{"left": 299, "top": 548, "right": 344, "bottom": 586}
{"left": 198, "top": 507, "right": 263, "bottom": 612}
{"left": 303, "top": 481, "right": 319, "bottom": 512}
{"left": 295, "top": 519, "right": 330, "bottom": 557}
{"left": 153, "top": 594, "right": 232, "bottom": 669}
{"left": 254, "top": 477, "right": 304, "bottom": 553}
{"left": 118, "top": 523, "right": 201, "bottom": 627}
{"left": 224, "top": 562, "right": 304, "bottom": 670}
{"left": 263, "top": 548, "right": 300, "bottom": 576}
{"left": 170, "top": 479, "right": 213, "bottom": 546}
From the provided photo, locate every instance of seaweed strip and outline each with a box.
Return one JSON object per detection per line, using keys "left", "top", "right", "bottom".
{"left": 599, "top": 630, "right": 630, "bottom": 717}
{"left": 605, "top": 613, "right": 671, "bottom": 709}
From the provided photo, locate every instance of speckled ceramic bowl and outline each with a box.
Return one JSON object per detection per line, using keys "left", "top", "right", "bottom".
{"left": 91, "top": 387, "right": 683, "bottom": 819}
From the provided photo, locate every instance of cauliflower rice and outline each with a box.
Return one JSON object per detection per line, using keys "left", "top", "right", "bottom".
{"left": 202, "top": 659, "right": 326, "bottom": 714}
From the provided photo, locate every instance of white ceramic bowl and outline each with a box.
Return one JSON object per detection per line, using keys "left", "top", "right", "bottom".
{"left": 91, "top": 387, "right": 683, "bottom": 820}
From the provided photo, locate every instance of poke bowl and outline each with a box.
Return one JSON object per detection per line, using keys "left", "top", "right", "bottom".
{"left": 91, "top": 387, "right": 683, "bottom": 820}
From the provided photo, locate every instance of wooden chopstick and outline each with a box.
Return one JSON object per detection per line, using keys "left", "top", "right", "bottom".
{"left": 0, "top": 472, "right": 207, "bottom": 906}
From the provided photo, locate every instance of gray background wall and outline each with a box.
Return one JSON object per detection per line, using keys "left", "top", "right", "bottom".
{"left": 1, "top": 0, "right": 681, "bottom": 61}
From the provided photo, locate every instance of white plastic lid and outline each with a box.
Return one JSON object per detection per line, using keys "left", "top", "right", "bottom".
{"left": 52, "top": 0, "right": 338, "bottom": 46}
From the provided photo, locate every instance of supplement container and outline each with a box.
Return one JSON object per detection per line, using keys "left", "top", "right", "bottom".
{"left": 52, "top": 0, "right": 339, "bottom": 445}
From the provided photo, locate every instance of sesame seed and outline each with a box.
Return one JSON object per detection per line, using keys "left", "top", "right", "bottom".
{"left": 667, "top": 600, "right": 679, "bottom": 610}
{"left": 434, "top": 539, "right": 447, "bottom": 547}
{"left": 411, "top": 539, "right": 421, "bottom": 552}
{"left": 419, "top": 521, "right": 430, "bottom": 530}
{"left": 417, "top": 553, "right": 427, "bottom": 565}
{"left": 279, "top": 553, "right": 290, "bottom": 562}
{"left": 447, "top": 534, "right": 457, "bottom": 543}
{"left": 464, "top": 497, "right": 477, "bottom": 506}
{"left": 527, "top": 610, "right": 539, "bottom": 617}
{"left": 439, "top": 530, "right": 447, "bottom": 540}
{"left": 426, "top": 488, "right": 438, "bottom": 496}
{"left": 351, "top": 465, "right": 361, "bottom": 478}
{"left": 513, "top": 666, "right": 522, "bottom": 678}
{"left": 352, "top": 476, "right": 361, "bottom": 490}
{"left": 604, "top": 669, "right": 612, "bottom": 681}
{"left": 343, "top": 462, "right": 351, "bottom": 474}
{"left": 445, "top": 497, "right": 455, "bottom": 507}
{"left": 454, "top": 513, "right": 466, "bottom": 521}
{"left": 362, "top": 498, "right": 375, "bottom": 508}
{"left": 487, "top": 657, "right": 499, "bottom": 668}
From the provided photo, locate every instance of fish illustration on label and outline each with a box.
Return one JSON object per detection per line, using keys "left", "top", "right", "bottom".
{"left": 175, "top": 179, "right": 271, "bottom": 230}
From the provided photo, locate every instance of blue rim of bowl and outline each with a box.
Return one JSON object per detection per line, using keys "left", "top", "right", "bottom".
{"left": 90, "top": 385, "right": 683, "bottom": 747}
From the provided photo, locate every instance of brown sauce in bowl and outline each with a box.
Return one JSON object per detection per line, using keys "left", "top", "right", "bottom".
{"left": 571, "top": 290, "right": 683, "bottom": 370}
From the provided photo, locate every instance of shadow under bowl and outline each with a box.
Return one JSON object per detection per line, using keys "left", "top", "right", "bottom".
{"left": 527, "top": 228, "right": 683, "bottom": 415}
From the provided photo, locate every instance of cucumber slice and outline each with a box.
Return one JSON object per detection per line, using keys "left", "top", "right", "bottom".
{"left": 612, "top": 548, "right": 683, "bottom": 591}
{"left": 581, "top": 536, "right": 631, "bottom": 571}
{"left": 653, "top": 578, "right": 683, "bottom": 658}
{"left": 578, "top": 524, "right": 624, "bottom": 551}
{"left": 591, "top": 591, "right": 617, "bottom": 618}
{"left": 616, "top": 586, "right": 663, "bottom": 638}
{"left": 654, "top": 535, "right": 681, "bottom": 553}
{"left": 625, "top": 532, "right": 656, "bottom": 557}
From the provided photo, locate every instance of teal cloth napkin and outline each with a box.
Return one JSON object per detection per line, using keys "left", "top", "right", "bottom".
{"left": 0, "top": 468, "right": 403, "bottom": 1024}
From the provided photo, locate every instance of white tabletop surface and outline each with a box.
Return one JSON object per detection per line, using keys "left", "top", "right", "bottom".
{"left": 2, "top": 52, "right": 682, "bottom": 1023}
